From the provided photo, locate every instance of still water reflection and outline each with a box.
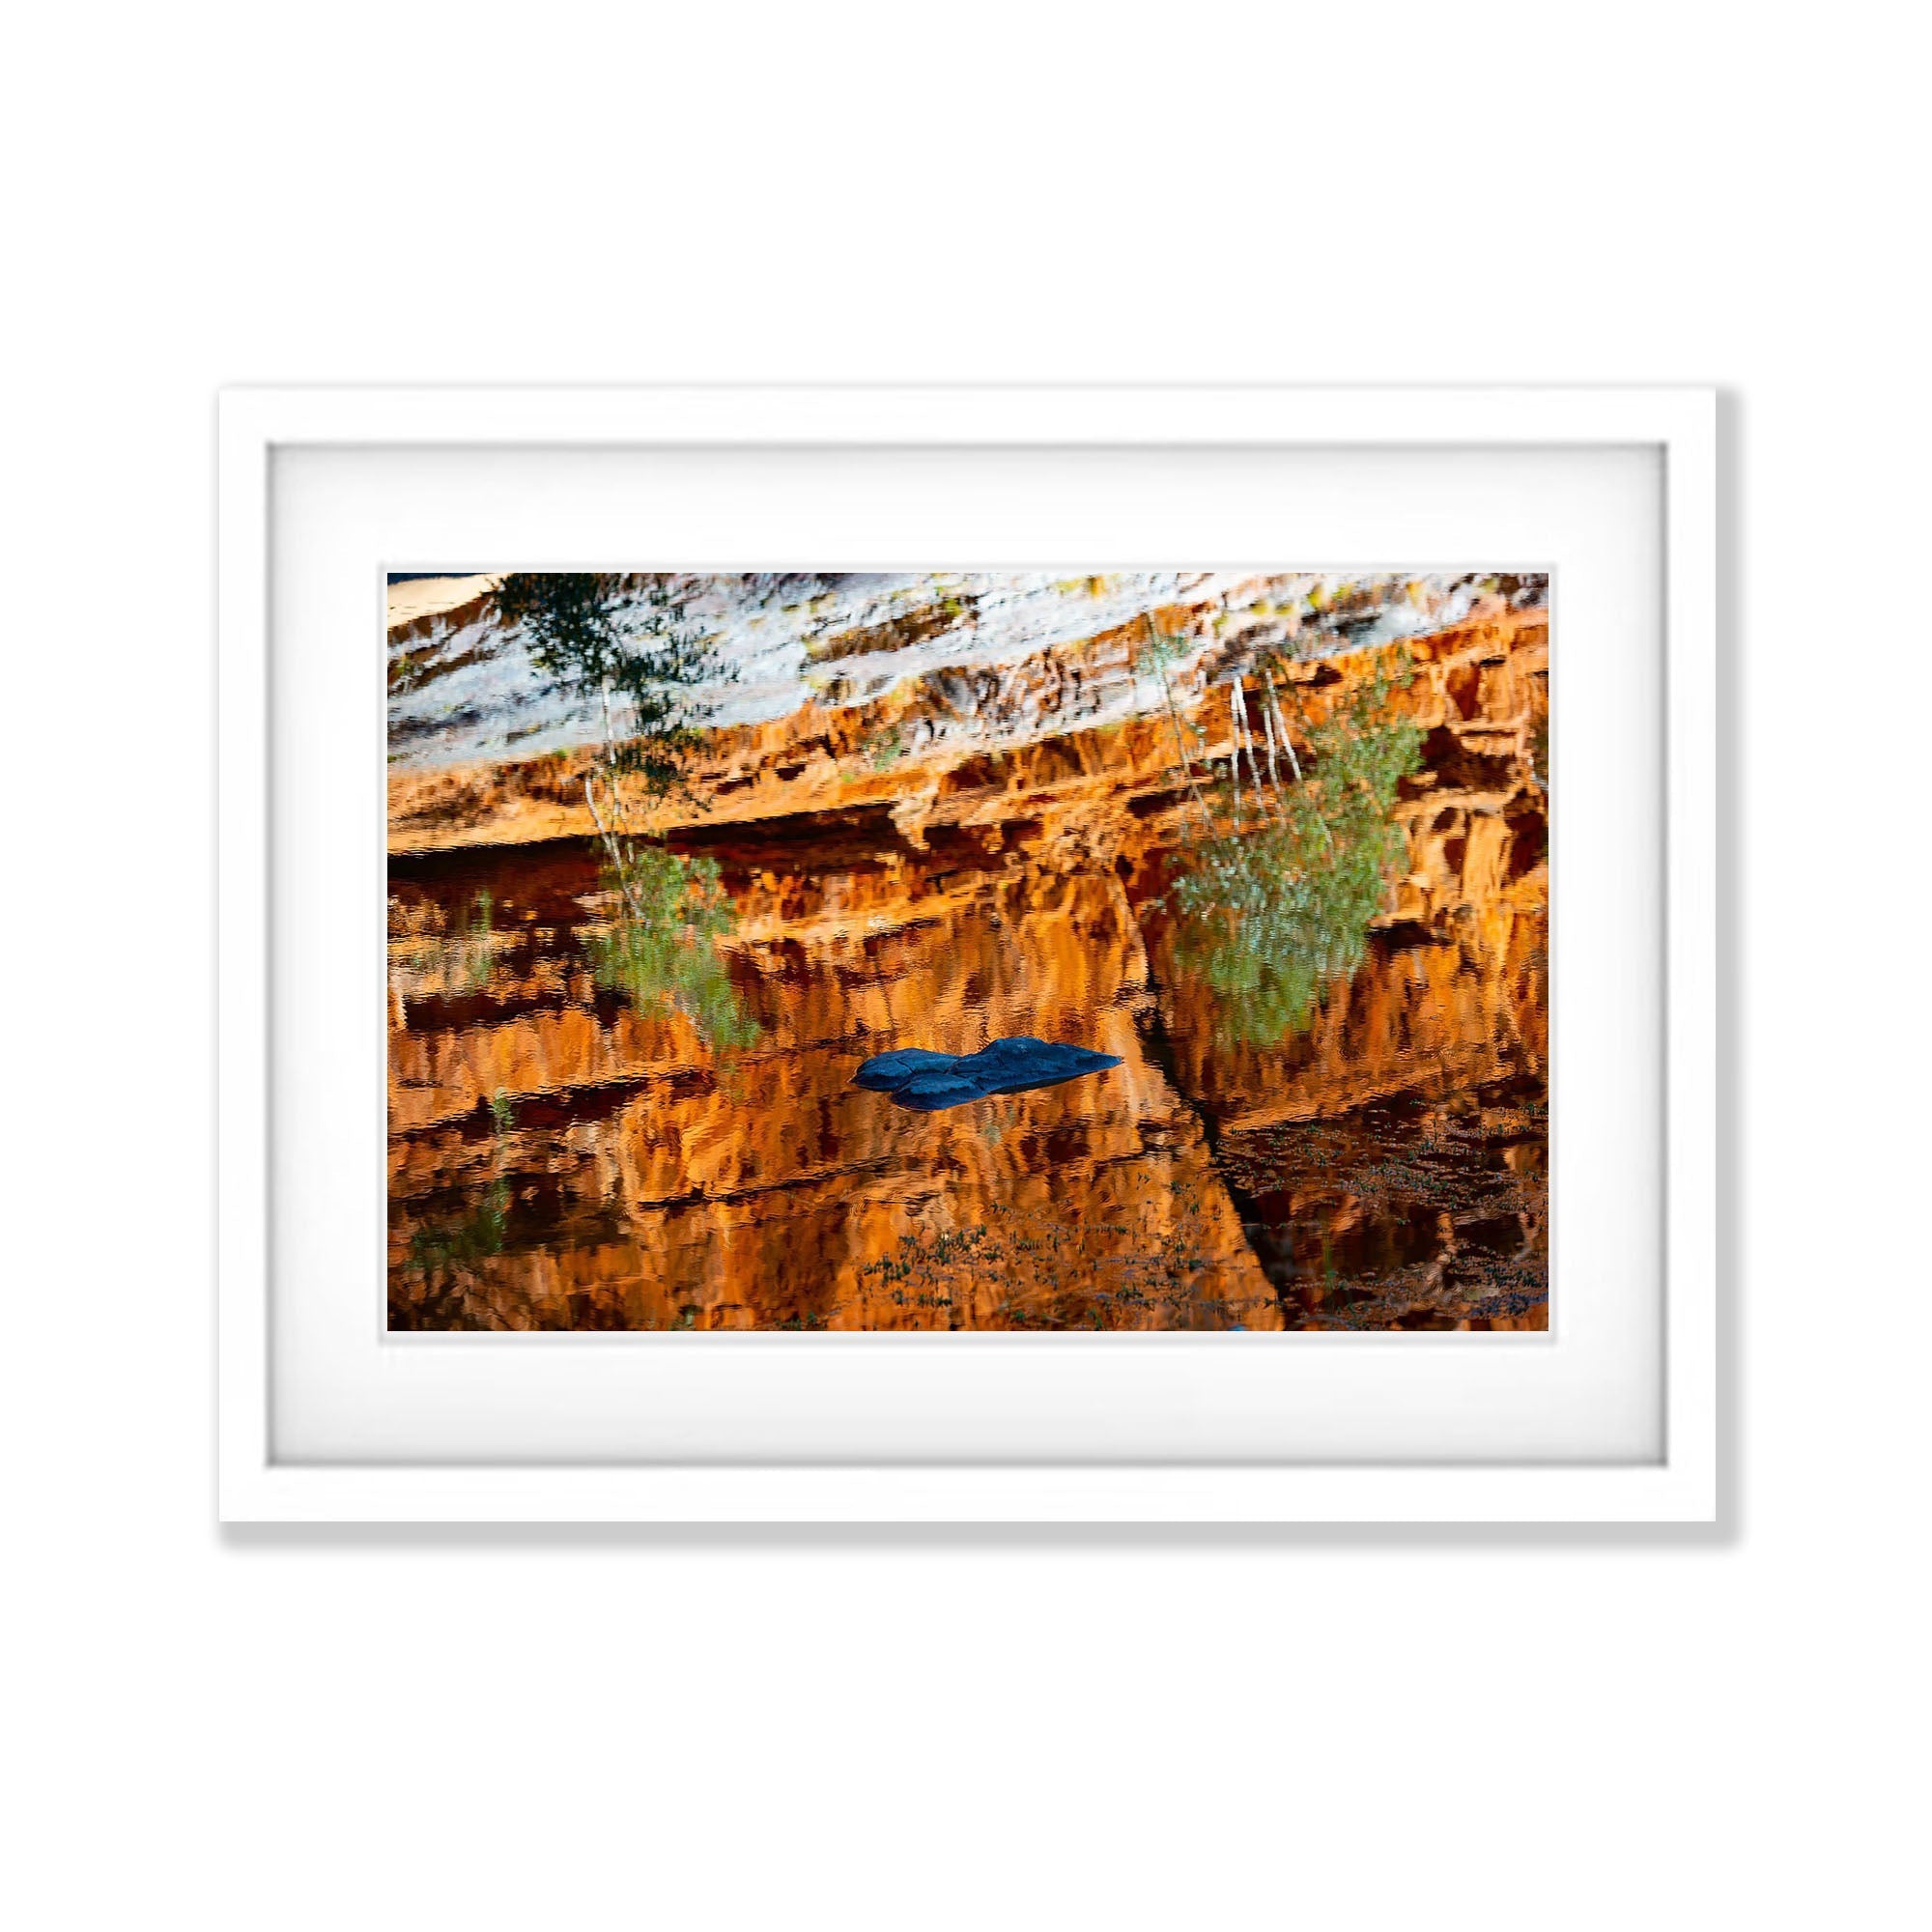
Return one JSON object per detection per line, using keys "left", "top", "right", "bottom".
{"left": 388, "top": 805, "right": 1547, "bottom": 1331}
{"left": 388, "top": 576, "right": 1550, "bottom": 1331}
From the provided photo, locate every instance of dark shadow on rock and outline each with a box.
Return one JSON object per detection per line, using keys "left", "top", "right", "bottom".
{"left": 853, "top": 1037, "right": 1123, "bottom": 1113}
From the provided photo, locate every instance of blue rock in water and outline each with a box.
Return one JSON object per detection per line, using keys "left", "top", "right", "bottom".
{"left": 852, "top": 1036, "right": 1122, "bottom": 1113}
{"left": 849, "top": 1048, "right": 961, "bottom": 1094}
{"left": 964, "top": 1037, "right": 1121, "bottom": 1095}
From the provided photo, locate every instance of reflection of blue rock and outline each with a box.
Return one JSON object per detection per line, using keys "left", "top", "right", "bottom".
{"left": 853, "top": 1036, "right": 1123, "bottom": 1113}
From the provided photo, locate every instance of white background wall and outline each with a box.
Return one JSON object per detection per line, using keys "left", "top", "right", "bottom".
{"left": 3, "top": 6, "right": 1923, "bottom": 1927}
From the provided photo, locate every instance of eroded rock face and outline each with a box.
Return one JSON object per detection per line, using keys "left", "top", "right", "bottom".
{"left": 386, "top": 584, "right": 1549, "bottom": 1331}
{"left": 386, "top": 572, "right": 1547, "bottom": 850}
{"left": 389, "top": 863, "right": 1281, "bottom": 1330}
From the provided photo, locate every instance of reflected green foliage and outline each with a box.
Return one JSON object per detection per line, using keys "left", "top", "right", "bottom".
{"left": 497, "top": 573, "right": 731, "bottom": 810}
{"left": 407, "top": 1180, "right": 508, "bottom": 1272}
{"left": 499, "top": 574, "right": 756, "bottom": 1051}
{"left": 582, "top": 844, "right": 758, "bottom": 1050}
{"left": 1169, "top": 663, "right": 1423, "bottom": 1043}
{"left": 423, "top": 891, "right": 495, "bottom": 995}
{"left": 404, "top": 1086, "right": 515, "bottom": 1280}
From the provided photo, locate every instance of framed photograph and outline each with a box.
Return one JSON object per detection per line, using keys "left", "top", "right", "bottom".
{"left": 218, "top": 385, "right": 1716, "bottom": 1521}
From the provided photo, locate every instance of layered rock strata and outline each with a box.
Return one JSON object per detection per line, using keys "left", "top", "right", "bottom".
{"left": 387, "top": 589, "right": 1548, "bottom": 1330}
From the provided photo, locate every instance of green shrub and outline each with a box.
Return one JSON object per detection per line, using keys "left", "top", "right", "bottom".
{"left": 582, "top": 844, "right": 757, "bottom": 1049}
{"left": 497, "top": 574, "right": 756, "bottom": 1050}
{"left": 1167, "top": 662, "right": 1422, "bottom": 1043}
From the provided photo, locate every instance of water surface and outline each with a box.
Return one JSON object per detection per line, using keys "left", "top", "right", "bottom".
{"left": 386, "top": 570, "right": 1549, "bottom": 1331}
{"left": 388, "top": 808, "right": 1547, "bottom": 1330}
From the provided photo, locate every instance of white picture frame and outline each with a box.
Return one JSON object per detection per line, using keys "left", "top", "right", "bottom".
{"left": 218, "top": 384, "right": 1716, "bottom": 1523}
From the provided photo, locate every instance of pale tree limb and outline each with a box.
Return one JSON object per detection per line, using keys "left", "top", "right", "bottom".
{"left": 1264, "top": 666, "right": 1304, "bottom": 784}
{"left": 1236, "top": 679, "right": 1269, "bottom": 810}
{"left": 1227, "top": 682, "right": 1242, "bottom": 828}
{"left": 582, "top": 770, "right": 644, "bottom": 924}
{"left": 1264, "top": 663, "right": 1332, "bottom": 852}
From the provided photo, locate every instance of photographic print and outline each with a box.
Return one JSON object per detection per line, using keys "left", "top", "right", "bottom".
{"left": 387, "top": 570, "right": 1548, "bottom": 1332}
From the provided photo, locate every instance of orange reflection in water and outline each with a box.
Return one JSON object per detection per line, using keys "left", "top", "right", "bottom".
{"left": 387, "top": 616, "right": 1548, "bottom": 1331}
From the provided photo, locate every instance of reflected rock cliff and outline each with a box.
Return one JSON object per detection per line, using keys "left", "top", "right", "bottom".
{"left": 387, "top": 575, "right": 1549, "bottom": 1330}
